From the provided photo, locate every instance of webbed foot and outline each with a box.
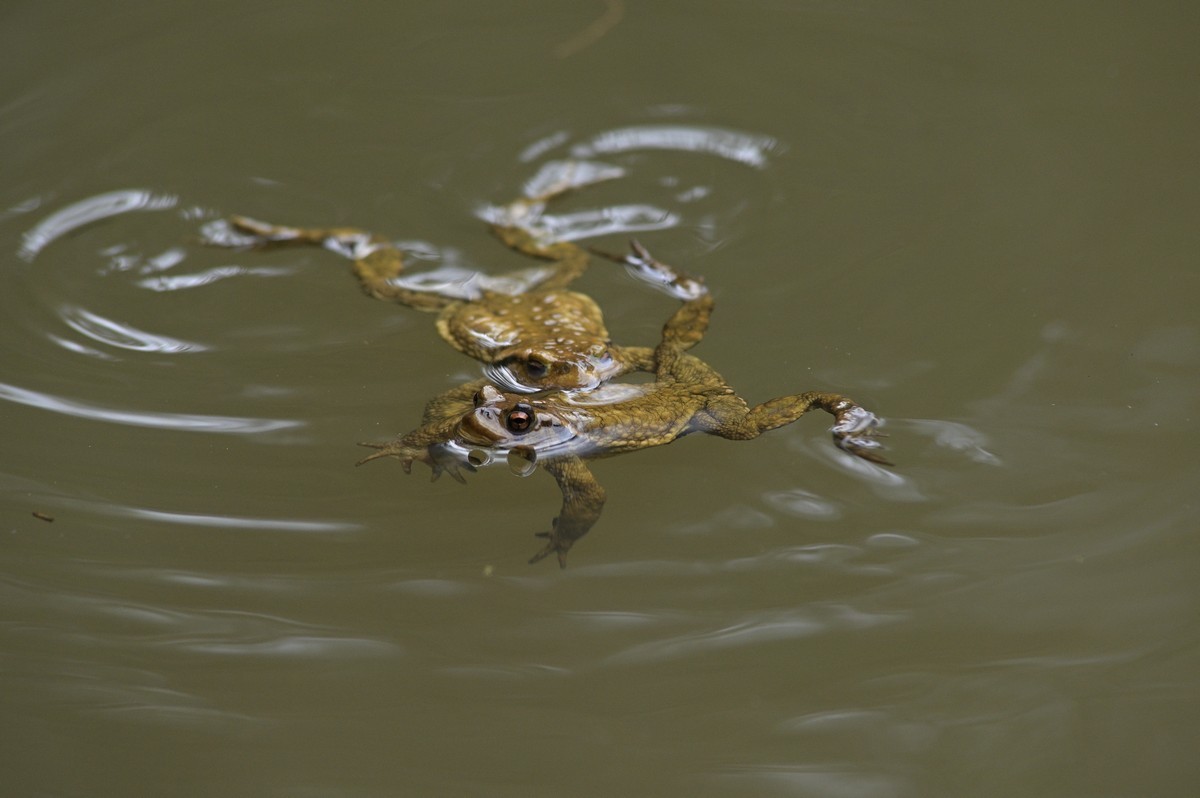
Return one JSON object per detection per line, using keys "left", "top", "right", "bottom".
{"left": 830, "top": 406, "right": 892, "bottom": 466}
{"left": 529, "top": 520, "right": 572, "bottom": 569}
{"left": 591, "top": 239, "right": 708, "bottom": 301}
{"left": 201, "top": 216, "right": 383, "bottom": 261}
{"left": 198, "top": 216, "right": 315, "bottom": 248}
{"left": 228, "top": 216, "right": 309, "bottom": 243}
{"left": 355, "top": 441, "right": 473, "bottom": 484}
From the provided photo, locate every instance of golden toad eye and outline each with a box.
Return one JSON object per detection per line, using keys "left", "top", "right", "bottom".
{"left": 525, "top": 358, "right": 547, "bottom": 378}
{"left": 505, "top": 405, "right": 534, "bottom": 433}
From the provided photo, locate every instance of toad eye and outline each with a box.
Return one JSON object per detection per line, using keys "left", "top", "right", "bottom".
{"left": 505, "top": 404, "right": 534, "bottom": 433}
{"left": 525, "top": 358, "right": 547, "bottom": 378}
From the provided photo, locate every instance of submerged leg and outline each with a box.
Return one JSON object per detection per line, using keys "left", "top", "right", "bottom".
{"left": 528, "top": 456, "right": 607, "bottom": 568}
{"left": 701, "top": 391, "right": 891, "bottom": 465}
{"left": 214, "top": 216, "right": 454, "bottom": 311}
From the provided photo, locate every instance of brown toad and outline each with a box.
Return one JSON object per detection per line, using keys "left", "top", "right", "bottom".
{"left": 206, "top": 163, "right": 706, "bottom": 391}
{"left": 360, "top": 243, "right": 890, "bottom": 567}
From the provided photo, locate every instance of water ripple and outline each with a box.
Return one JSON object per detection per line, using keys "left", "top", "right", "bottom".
{"left": 441, "top": 663, "right": 571, "bottom": 681}
{"left": 97, "top": 702, "right": 268, "bottom": 731}
{"left": 605, "top": 604, "right": 903, "bottom": 665}
{"left": 142, "top": 569, "right": 315, "bottom": 592}
{"left": 177, "top": 635, "right": 399, "bottom": 659}
{"left": 715, "top": 765, "right": 907, "bottom": 798}
{"left": 0, "top": 380, "right": 301, "bottom": 434}
{"left": 120, "top": 507, "right": 359, "bottom": 533}
{"left": 477, "top": 199, "right": 677, "bottom": 243}
{"left": 562, "top": 610, "right": 676, "bottom": 630}
{"left": 136, "top": 264, "right": 292, "bottom": 292}
{"left": 478, "top": 128, "right": 776, "bottom": 245}
{"left": 386, "top": 578, "right": 479, "bottom": 597}
{"left": 906, "top": 418, "right": 1002, "bottom": 465}
{"left": 764, "top": 488, "right": 842, "bottom": 520}
{"left": 561, "top": 542, "right": 879, "bottom": 579}
{"left": 19, "top": 189, "right": 177, "bottom": 261}
{"left": 526, "top": 204, "right": 679, "bottom": 243}
{"left": 570, "top": 125, "right": 782, "bottom": 168}
{"left": 44, "top": 494, "right": 358, "bottom": 535}
{"left": 7, "top": 663, "right": 267, "bottom": 732}
{"left": 59, "top": 305, "right": 207, "bottom": 353}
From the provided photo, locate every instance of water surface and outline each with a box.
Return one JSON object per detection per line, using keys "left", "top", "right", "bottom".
{"left": 2, "top": 2, "right": 1198, "bottom": 796}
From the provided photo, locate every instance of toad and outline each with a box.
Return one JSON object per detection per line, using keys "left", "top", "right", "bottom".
{"left": 205, "top": 162, "right": 707, "bottom": 391}
{"left": 359, "top": 245, "right": 889, "bottom": 567}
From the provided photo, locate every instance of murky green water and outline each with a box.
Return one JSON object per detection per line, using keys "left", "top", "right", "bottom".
{"left": 3, "top": 2, "right": 1198, "bottom": 795}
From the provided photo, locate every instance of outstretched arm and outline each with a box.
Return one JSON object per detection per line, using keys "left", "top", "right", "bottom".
{"left": 356, "top": 380, "right": 483, "bottom": 481}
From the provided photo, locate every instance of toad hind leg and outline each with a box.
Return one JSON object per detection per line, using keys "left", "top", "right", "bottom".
{"left": 528, "top": 456, "right": 607, "bottom": 568}
{"left": 490, "top": 225, "right": 590, "bottom": 289}
{"left": 702, "top": 391, "right": 891, "bottom": 465}
{"left": 487, "top": 161, "right": 627, "bottom": 290}
{"left": 218, "top": 216, "right": 454, "bottom": 311}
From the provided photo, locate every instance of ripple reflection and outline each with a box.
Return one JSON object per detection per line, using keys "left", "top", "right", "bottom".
{"left": 178, "top": 635, "right": 399, "bottom": 659}
{"left": 478, "top": 159, "right": 678, "bottom": 244}
{"left": 0, "top": 380, "right": 301, "bottom": 434}
{"left": 570, "top": 125, "right": 782, "bottom": 168}
{"left": 59, "top": 305, "right": 207, "bottom": 353}
{"left": 906, "top": 418, "right": 1001, "bottom": 465}
{"left": 120, "top": 506, "right": 359, "bottom": 534}
{"left": 12, "top": 663, "right": 268, "bottom": 732}
{"left": 716, "top": 765, "right": 906, "bottom": 798}
{"left": 764, "top": 488, "right": 842, "bottom": 520}
{"left": 19, "top": 189, "right": 177, "bottom": 261}
{"left": 136, "top": 264, "right": 292, "bottom": 292}
{"left": 606, "top": 604, "right": 903, "bottom": 665}
{"left": 481, "top": 124, "right": 780, "bottom": 246}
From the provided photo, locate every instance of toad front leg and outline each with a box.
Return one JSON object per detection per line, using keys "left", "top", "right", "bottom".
{"left": 528, "top": 456, "right": 607, "bottom": 568}
{"left": 356, "top": 380, "right": 484, "bottom": 483}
